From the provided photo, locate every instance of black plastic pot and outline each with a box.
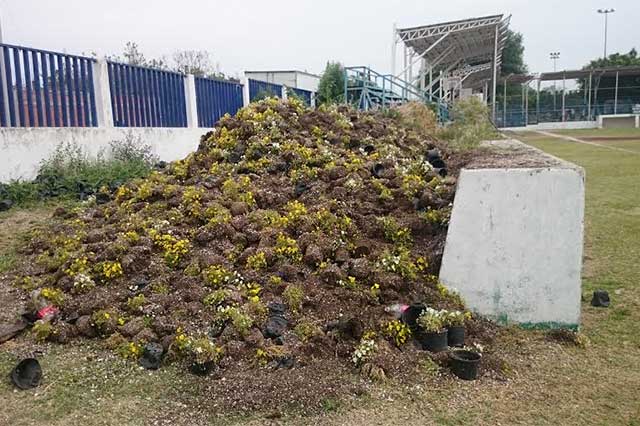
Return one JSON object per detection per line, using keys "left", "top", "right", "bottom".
{"left": 591, "top": 290, "right": 610, "bottom": 307}
{"left": 371, "top": 163, "right": 385, "bottom": 178}
{"left": 401, "top": 303, "right": 426, "bottom": 333}
{"left": 189, "top": 361, "right": 215, "bottom": 376}
{"left": 449, "top": 350, "right": 481, "bottom": 380}
{"left": 417, "top": 330, "right": 448, "bottom": 352}
{"left": 11, "top": 358, "right": 42, "bottom": 390}
{"left": 139, "top": 342, "right": 164, "bottom": 370}
{"left": 447, "top": 326, "right": 465, "bottom": 347}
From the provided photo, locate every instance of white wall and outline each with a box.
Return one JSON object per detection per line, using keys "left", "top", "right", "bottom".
{"left": 295, "top": 73, "right": 320, "bottom": 92}
{"left": 245, "top": 71, "right": 319, "bottom": 93}
{"left": 440, "top": 160, "right": 585, "bottom": 329}
{"left": 502, "top": 121, "right": 598, "bottom": 132}
{"left": 0, "top": 127, "right": 204, "bottom": 182}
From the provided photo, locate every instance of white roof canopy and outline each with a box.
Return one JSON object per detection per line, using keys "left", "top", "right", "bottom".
{"left": 396, "top": 14, "right": 511, "bottom": 89}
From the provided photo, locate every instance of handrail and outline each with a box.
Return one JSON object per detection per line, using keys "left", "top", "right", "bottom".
{"left": 344, "top": 66, "right": 450, "bottom": 121}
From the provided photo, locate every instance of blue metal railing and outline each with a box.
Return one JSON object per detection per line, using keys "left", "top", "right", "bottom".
{"left": 195, "top": 77, "right": 244, "bottom": 128}
{"left": 249, "top": 79, "right": 282, "bottom": 101}
{"left": 344, "top": 66, "right": 449, "bottom": 121}
{"left": 107, "top": 61, "right": 187, "bottom": 127}
{"left": 0, "top": 43, "right": 97, "bottom": 127}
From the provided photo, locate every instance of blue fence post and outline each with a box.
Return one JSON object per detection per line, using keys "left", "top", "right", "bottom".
{"left": 31, "top": 51, "right": 44, "bottom": 126}
{"left": 13, "top": 49, "right": 25, "bottom": 126}
{"left": 64, "top": 56, "right": 75, "bottom": 126}
{"left": 23, "top": 49, "right": 34, "bottom": 126}
{"left": 80, "top": 59, "right": 91, "bottom": 126}
{"left": 72, "top": 57, "right": 82, "bottom": 126}
{"left": 41, "top": 53, "right": 51, "bottom": 126}
{"left": 56, "top": 55, "right": 71, "bottom": 127}
{"left": 4, "top": 47, "right": 16, "bottom": 126}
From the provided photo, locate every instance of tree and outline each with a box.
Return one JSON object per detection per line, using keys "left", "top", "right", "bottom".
{"left": 108, "top": 42, "right": 232, "bottom": 80}
{"left": 585, "top": 48, "right": 640, "bottom": 68}
{"left": 580, "top": 49, "right": 640, "bottom": 104}
{"left": 117, "top": 42, "right": 169, "bottom": 70}
{"left": 501, "top": 30, "right": 527, "bottom": 75}
{"left": 317, "top": 62, "right": 345, "bottom": 105}
{"left": 173, "top": 50, "right": 225, "bottom": 79}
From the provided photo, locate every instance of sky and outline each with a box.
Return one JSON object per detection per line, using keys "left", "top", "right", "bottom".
{"left": 1, "top": 0, "right": 638, "bottom": 78}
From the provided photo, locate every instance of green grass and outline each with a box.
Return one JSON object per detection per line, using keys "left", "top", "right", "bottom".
{"left": 553, "top": 127, "right": 640, "bottom": 138}
{"left": 516, "top": 130, "right": 640, "bottom": 347}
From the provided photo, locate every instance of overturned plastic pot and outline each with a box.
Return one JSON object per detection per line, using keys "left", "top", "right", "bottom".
{"left": 139, "top": 342, "right": 164, "bottom": 370}
{"left": 401, "top": 303, "right": 425, "bottom": 333}
{"left": 371, "top": 163, "right": 385, "bottom": 178}
{"left": 189, "top": 361, "right": 215, "bottom": 376}
{"left": 449, "top": 350, "right": 481, "bottom": 380}
{"left": 416, "top": 330, "right": 448, "bottom": 352}
{"left": 591, "top": 290, "right": 610, "bottom": 308}
{"left": 11, "top": 358, "right": 42, "bottom": 390}
{"left": 447, "top": 326, "right": 465, "bottom": 347}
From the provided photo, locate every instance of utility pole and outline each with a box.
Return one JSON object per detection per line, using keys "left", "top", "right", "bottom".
{"left": 550, "top": 52, "right": 560, "bottom": 119}
{"left": 598, "top": 8, "right": 615, "bottom": 59}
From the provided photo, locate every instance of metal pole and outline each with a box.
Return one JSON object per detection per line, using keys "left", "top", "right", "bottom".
{"left": 525, "top": 81, "right": 529, "bottom": 126}
{"left": 521, "top": 83, "right": 525, "bottom": 125}
{"left": 484, "top": 81, "right": 488, "bottom": 105}
{"left": 604, "top": 13, "right": 608, "bottom": 58}
{"left": 536, "top": 79, "right": 541, "bottom": 123}
{"left": 408, "top": 50, "right": 414, "bottom": 91}
{"left": 614, "top": 71, "right": 619, "bottom": 114}
{"left": 562, "top": 72, "right": 566, "bottom": 122}
{"left": 553, "top": 58, "right": 557, "bottom": 118}
{"left": 491, "top": 24, "right": 499, "bottom": 121}
{"left": 403, "top": 45, "right": 408, "bottom": 99}
{"left": 503, "top": 76, "right": 507, "bottom": 127}
{"left": 587, "top": 71, "right": 593, "bottom": 120}
{"left": 391, "top": 24, "right": 397, "bottom": 76}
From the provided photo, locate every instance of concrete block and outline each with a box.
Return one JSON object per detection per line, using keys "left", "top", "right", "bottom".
{"left": 440, "top": 140, "right": 585, "bottom": 329}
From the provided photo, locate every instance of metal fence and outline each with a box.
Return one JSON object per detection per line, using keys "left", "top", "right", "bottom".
{"left": 107, "top": 62, "right": 187, "bottom": 127}
{"left": 248, "top": 79, "right": 282, "bottom": 101}
{"left": 0, "top": 43, "right": 97, "bottom": 127}
{"left": 290, "top": 87, "right": 312, "bottom": 105}
{"left": 195, "top": 77, "right": 244, "bottom": 127}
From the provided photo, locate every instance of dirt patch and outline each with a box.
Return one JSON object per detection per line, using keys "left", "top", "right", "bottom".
{"left": 466, "top": 139, "right": 566, "bottom": 169}
{"left": 0, "top": 206, "right": 55, "bottom": 324}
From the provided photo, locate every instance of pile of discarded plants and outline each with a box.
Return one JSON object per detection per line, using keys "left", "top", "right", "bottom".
{"left": 5, "top": 98, "right": 500, "bottom": 396}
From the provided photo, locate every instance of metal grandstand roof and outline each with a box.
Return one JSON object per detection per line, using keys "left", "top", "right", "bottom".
{"left": 539, "top": 65, "right": 640, "bottom": 81}
{"left": 396, "top": 14, "right": 511, "bottom": 72}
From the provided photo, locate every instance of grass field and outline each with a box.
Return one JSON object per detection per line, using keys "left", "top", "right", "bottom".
{"left": 0, "top": 128, "right": 639, "bottom": 425}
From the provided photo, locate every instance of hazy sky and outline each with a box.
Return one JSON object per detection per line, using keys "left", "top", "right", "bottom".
{"left": 1, "top": 0, "right": 638, "bottom": 78}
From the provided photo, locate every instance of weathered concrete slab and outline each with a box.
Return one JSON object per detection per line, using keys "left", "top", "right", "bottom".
{"left": 440, "top": 139, "right": 584, "bottom": 329}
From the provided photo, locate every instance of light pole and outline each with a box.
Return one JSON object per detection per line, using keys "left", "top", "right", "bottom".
{"left": 550, "top": 52, "right": 560, "bottom": 118}
{"left": 598, "top": 8, "right": 615, "bottom": 59}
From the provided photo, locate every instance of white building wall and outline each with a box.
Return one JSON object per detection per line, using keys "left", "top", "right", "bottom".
{"left": 245, "top": 72, "right": 297, "bottom": 88}
{"left": 295, "top": 73, "right": 320, "bottom": 92}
